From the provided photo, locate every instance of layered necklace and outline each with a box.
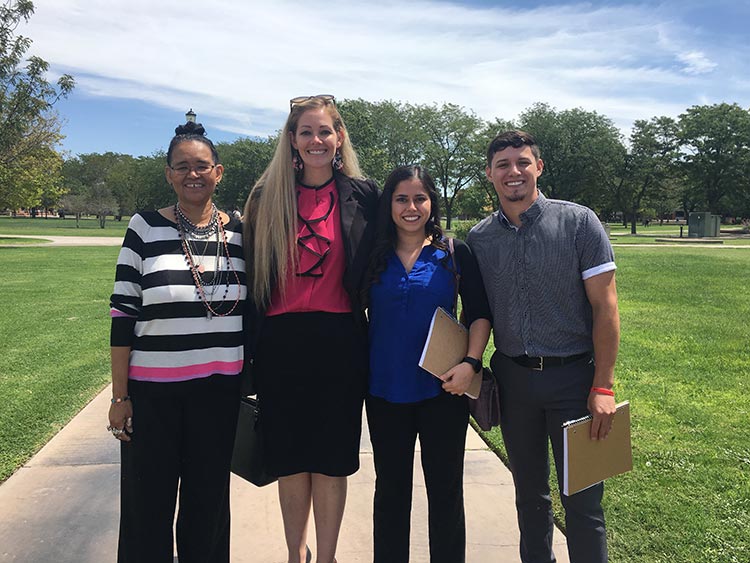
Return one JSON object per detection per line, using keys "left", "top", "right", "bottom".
{"left": 175, "top": 202, "right": 241, "bottom": 320}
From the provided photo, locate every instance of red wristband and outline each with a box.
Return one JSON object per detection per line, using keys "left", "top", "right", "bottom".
{"left": 590, "top": 387, "right": 614, "bottom": 397}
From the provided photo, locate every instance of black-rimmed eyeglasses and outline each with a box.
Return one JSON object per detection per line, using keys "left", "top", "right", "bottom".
{"left": 289, "top": 94, "right": 336, "bottom": 110}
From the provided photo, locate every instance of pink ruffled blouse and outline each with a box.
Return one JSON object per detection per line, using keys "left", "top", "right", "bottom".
{"left": 266, "top": 179, "right": 351, "bottom": 315}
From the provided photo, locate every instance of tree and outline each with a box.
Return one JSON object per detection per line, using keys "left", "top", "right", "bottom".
{"left": 59, "top": 192, "right": 86, "bottom": 226}
{"left": 106, "top": 155, "right": 136, "bottom": 217}
{"left": 216, "top": 137, "right": 275, "bottom": 211}
{"left": 518, "top": 103, "right": 624, "bottom": 211}
{"left": 0, "top": 1, "right": 73, "bottom": 208}
{"left": 0, "top": 142, "right": 62, "bottom": 210}
{"left": 87, "top": 183, "right": 119, "bottom": 227}
{"left": 130, "top": 152, "right": 173, "bottom": 212}
{"left": 649, "top": 177, "right": 682, "bottom": 225}
{"left": 609, "top": 116, "right": 680, "bottom": 233}
{"left": 677, "top": 103, "right": 750, "bottom": 213}
{"left": 410, "top": 103, "right": 486, "bottom": 229}
{"left": 61, "top": 152, "right": 127, "bottom": 227}
{"left": 339, "top": 98, "right": 423, "bottom": 185}
{"left": 452, "top": 182, "right": 495, "bottom": 219}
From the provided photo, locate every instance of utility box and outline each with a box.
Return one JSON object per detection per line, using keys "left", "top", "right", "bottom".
{"left": 688, "top": 212, "right": 721, "bottom": 237}
{"left": 710, "top": 214, "right": 721, "bottom": 236}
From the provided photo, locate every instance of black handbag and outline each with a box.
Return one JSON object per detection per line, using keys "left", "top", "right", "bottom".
{"left": 468, "top": 366, "right": 501, "bottom": 431}
{"left": 231, "top": 396, "right": 277, "bottom": 487}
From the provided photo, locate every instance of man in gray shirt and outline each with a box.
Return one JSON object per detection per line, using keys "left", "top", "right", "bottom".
{"left": 467, "top": 130, "right": 620, "bottom": 563}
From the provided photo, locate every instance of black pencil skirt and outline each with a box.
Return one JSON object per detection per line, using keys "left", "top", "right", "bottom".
{"left": 254, "top": 312, "right": 368, "bottom": 477}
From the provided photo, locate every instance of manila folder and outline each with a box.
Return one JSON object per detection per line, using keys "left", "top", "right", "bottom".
{"left": 562, "top": 401, "right": 632, "bottom": 496}
{"left": 419, "top": 307, "right": 468, "bottom": 375}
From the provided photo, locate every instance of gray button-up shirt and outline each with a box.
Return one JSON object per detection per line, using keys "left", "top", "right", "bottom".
{"left": 466, "top": 193, "right": 615, "bottom": 357}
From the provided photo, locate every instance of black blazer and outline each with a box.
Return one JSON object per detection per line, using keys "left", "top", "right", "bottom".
{"left": 241, "top": 172, "right": 379, "bottom": 395}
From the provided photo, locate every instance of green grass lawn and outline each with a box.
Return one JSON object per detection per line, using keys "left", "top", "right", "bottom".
{"left": 0, "top": 246, "right": 118, "bottom": 481}
{"left": 0, "top": 236, "right": 50, "bottom": 245}
{"left": 450, "top": 219, "right": 750, "bottom": 245}
{"left": 1, "top": 244, "right": 749, "bottom": 562}
{"left": 611, "top": 238, "right": 750, "bottom": 246}
{"left": 609, "top": 235, "right": 750, "bottom": 246}
{"left": 0, "top": 215, "right": 129, "bottom": 237}
{"left": 479, "top": 247, "right": 750, "bottom": 563}
{"left": 608, "top": 223, "right": 750, "bottom": 245}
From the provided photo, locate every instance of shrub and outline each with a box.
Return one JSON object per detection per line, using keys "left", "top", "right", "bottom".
{"left": 450, "top": 219, "right": 481, "bottom": 241}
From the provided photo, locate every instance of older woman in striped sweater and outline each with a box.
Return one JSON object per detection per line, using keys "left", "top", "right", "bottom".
{"left": 108, "top": 120, "right": 246, "bottom": 563}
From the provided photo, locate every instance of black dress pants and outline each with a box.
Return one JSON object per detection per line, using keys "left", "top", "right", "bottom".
{"left": 492, "top": 353, "right": 608, "bottom": 563}
{"left": 117, "top": 375, "right": 240, "bottom": 563}
{"left": 366, "top": 392, "right": 469, "bottom": 563}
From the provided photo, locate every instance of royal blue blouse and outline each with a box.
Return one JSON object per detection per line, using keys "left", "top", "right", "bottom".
{"left": 368, "top": 240, "right": 490, "bottom": 404}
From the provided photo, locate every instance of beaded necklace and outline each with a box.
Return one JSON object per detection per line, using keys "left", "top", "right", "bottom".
{"left": 175, "top": 202, "right": 219, "bottom": 238}
{"left": 175, "top": 203, "right": 241, "bottom": 319}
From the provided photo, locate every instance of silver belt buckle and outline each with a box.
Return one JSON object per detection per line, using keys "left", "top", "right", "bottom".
{"left": 533, "top": 357, "right": 544, "bottom": 371}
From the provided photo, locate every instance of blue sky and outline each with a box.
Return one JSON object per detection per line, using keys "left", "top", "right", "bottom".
{"left": 24, "top": 0, "right": 750, "bottom": 158}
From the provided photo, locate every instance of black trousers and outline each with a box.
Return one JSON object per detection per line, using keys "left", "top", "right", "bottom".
{"left": 117, "top": 375, "right": 241, "bottom": 563}
{"left": 366, "top": 392, "right": 469, "bottom": 563}
{"left": 491, "top": 353, "right": 607, "bottom": 563}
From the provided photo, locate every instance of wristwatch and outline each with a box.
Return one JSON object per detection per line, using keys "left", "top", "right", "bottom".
{"left": 461, "top": 356, "right": 482, "bottom": 373}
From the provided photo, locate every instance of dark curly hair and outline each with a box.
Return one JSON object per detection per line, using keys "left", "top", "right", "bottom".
{"left": 166, "top": 121, "right": 220, "bottom": 165}
{"left": 362, "top": 165, "right": 446, "bottom": 306}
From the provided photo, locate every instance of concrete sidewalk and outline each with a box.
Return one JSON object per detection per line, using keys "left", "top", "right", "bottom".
{"left": 0, "top": 387, "right": 570, "bottom": 563}
{"left": 0, "top": 234, "right": 123, "bottom": 247}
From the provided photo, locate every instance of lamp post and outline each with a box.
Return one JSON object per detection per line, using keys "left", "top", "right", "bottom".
{"left": 185, "top": 109, "right": 196, "bottom": 123}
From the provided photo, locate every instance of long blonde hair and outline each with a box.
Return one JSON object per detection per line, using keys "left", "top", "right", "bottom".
{"left": 244, "top": 96, "right": 363, "bottom": 308}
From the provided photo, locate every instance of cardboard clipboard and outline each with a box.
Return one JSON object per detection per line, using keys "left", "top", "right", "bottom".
{"left": 418, "top": 307, "right": 481, "bottom": 399}
{"left": 562, "top": 400, "right": 633, "bottom": 495}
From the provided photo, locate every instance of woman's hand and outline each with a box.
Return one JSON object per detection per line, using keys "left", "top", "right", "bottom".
{"left": 108, "top": 401, "right": 134, "bottom": 442}
{"left": 440, "top": 362, "right": 475, "bottom": 395}
{"left": 109, "top": 347, "right": 133, "bottom": 441}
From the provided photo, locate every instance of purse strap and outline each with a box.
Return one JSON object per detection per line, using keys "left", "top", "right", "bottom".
{"left": 447, "top": 238, "right": 460, "bottom": 317}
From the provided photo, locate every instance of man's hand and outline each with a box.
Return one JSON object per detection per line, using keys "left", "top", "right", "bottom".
{"left": 588, "top": 391, "right": 616, "bottom": 440}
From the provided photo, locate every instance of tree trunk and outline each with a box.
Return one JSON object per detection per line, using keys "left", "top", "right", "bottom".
{"left": 630, "top": 209, "right": 638, "bottom": 235}
{"left": 99, "top": 214, "right": 106, "bottom": 228}
{"left": 444, "top": 198, "right": 453, "bottom": 231}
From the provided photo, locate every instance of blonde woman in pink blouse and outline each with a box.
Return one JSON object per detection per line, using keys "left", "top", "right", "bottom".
{"left": 242, "top": 95, "right": 378, "bottom": 563}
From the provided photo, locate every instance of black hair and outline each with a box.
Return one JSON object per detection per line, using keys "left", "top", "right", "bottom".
{"left": 486, "top": 129, "right": 540, "bottom": 165}
{"left": 362, "top": 165, "right": 445, "bottom": 306}
{"left": 166, "top": 121, "right": 220, "bottom": 165}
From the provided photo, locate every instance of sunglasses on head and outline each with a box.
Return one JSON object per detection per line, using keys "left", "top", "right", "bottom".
{"left": 289, "top": 94, "right": 336, "bottom": 110}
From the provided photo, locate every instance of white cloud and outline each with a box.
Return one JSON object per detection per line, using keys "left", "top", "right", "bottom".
{"left": 676, "top": 51, "right": 717, "bottom": 75}
{"left": 24, "top": 0, "right": 750, "bottom": 141}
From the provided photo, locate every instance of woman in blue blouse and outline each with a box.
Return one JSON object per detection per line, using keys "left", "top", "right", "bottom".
{"left": 364, "top": 165, "right": 492, "bottom": 563}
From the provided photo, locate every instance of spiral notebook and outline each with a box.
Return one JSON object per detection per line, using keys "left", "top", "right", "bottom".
{"left": 562, "top": 401, "right": 632, "bottom": 496}
{"left": 418, "top": 307, "right": 481, "bottom": 399}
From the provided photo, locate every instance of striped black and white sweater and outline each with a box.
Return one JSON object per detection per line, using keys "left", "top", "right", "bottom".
{"left": 109, "top": 211, "right": 246, "bottom": 383}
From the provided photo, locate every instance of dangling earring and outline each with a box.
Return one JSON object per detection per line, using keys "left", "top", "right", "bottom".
{"left": 292, "top": 149, "right": 304, "bottom": 173}
{"left": 332, "top": 149, "right": 344, "bottom": 171}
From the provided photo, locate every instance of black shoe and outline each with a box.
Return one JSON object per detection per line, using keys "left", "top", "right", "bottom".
{"left": 305, "top": 545, "right": 312, "bottom": 563}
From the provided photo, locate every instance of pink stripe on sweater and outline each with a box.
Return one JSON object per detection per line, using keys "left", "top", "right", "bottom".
{"left": 111, "top": 309, "right": 136, "bottom": 318}
{"left": 129, "top": 360, "right": 244, "bottom": 382}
